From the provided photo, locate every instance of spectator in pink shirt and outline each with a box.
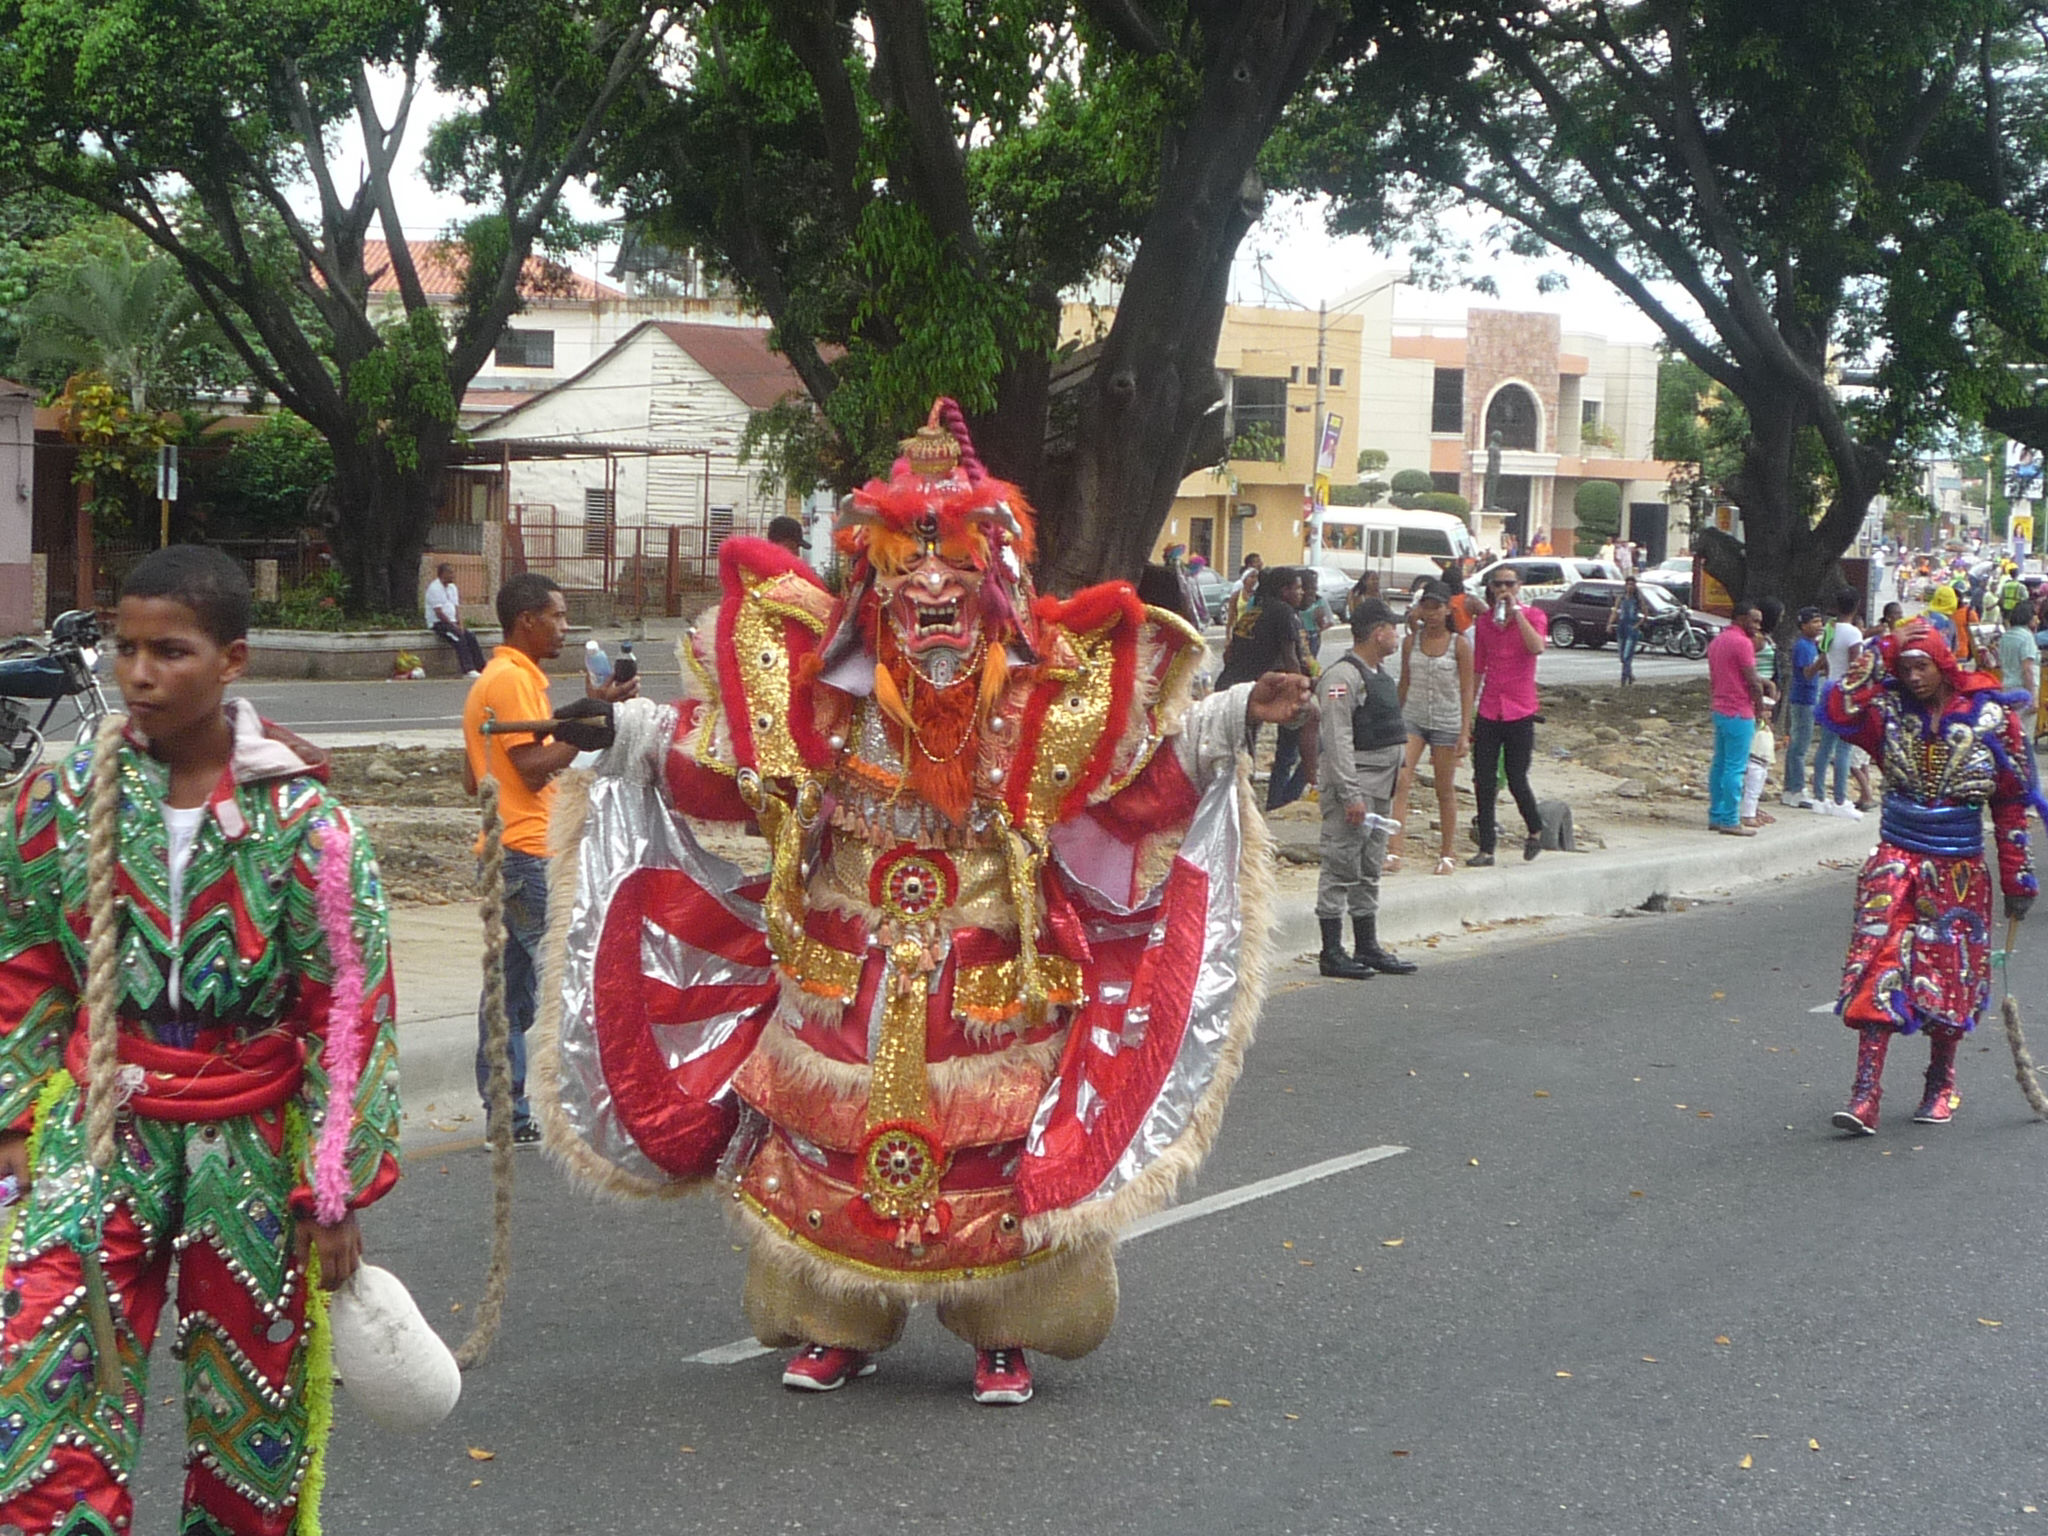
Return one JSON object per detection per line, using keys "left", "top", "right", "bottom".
{"left": 1466, "top": 566, "right": 1550, "bottom": 865}
{"left": 1705, "top": 602, "right": 1767, "bottom": 834}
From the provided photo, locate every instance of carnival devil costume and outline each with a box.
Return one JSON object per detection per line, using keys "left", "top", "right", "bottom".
{"left": 535, "top": 400, "right": 1279, "bottom": 1402}
{"left": 0, "top": 706, "right": 401, "bottom": 1534}
{"left": 1820, "top": 621, "right": 2041, "bottom": 1133}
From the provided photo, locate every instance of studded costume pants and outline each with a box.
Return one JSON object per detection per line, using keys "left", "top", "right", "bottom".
{"left": 0, "top": 1086, "right": 316, "bottom": 1536}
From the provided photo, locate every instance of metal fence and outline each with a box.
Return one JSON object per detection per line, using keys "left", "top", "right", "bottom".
{"left": 506, "top": 505, "right": 733, "bottom": 618}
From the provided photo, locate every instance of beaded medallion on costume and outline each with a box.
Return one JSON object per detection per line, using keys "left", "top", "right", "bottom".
{"left": 1874, "top": 691, "right": 2004, "bottom": 806}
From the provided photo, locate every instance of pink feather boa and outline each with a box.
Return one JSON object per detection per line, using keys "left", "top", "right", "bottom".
{"left": 311, "top": 819, "right": 367, "bottom": 1226}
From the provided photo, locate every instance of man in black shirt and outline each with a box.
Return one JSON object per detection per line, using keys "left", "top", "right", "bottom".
{"left": 1221, "top": 567, "right": 1316, "bottom": 807}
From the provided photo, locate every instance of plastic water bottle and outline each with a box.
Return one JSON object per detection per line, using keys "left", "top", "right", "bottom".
{"left": 612, "top": 640, "right": 637, "bottom": 685}
{"left": 584, "top": 638, "right": 612, "bottom": 688}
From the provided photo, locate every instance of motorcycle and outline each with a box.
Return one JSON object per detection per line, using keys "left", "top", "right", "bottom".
{"left": 0, "top": 610, "right": 112, "bottom": 786}
{"left": 1653, "top": 608, "right": 1710, "bottom": 660}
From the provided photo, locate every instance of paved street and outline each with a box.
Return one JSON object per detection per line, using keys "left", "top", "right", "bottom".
{"left": 122, "top": 873, "right": 2048, "bottom": 1534}
{"left": 225, "top": 640, "right": 1695, "bottom": 742}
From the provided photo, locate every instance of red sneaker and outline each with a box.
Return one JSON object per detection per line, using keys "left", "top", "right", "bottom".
{"left": 972, "top": 1347, "right": 1033, "bottom": 1405}
{"left": 781, "top": 1344, "right": 877, "bottom": 1393}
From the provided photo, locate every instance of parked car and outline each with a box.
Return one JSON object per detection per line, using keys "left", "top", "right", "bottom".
{"left": 1533, "top": 579, "right": 1727, "bottom": 656}
{"left": 1191, "top": 567, "right": 1231, "bottom": 626}
{"left": 1639, "top": 557, "right": 1696, "bottom": 604}
{"left": 1470, "top": 556, "right": 1619, "bottom": 600}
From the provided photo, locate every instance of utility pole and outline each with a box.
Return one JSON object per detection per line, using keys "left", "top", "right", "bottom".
{"left": 1308, "top": 301, "right": 1328, "bottom": 564}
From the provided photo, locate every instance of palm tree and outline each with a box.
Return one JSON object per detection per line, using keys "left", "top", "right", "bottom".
{"left": 16, "top": 243, "right": 220, "bottom": 410}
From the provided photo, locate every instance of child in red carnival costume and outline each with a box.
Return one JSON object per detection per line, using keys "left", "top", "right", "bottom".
{"left": 532, "top": 400, "right": 1309, "bottom": 1405}
{"left": 1819, "top": 618, "right": 2041, "bottom": 1134}
{"left": 0, "top": 547, "right": 399, "bottom": 1535}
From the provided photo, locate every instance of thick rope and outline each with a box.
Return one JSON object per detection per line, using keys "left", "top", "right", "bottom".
{"left": 1998, "top": 915, "right": 2048, "bottom": 1118}
{"left": 77, "top": 714, "right": 131, "bottom": 1398}
{"left": 456, "top": 774, "right": 515, "bottom": 1368}
{"left": 81, "top": 714, "right": 128, "bottom": 1174}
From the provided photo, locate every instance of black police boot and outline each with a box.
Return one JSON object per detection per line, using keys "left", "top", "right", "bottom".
{"left": 1318, "top": 917, "right": 1373, "bottom": 979}
{"left": 1353, "top": 915, "right": 1418, "bottom": 976}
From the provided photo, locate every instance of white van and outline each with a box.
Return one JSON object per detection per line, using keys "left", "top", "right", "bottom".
{"left": 1318, "top": 508, "right": 1480, "bottom": 594}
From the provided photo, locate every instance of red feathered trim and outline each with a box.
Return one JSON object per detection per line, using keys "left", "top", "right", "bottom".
{"left": 713, "top": 537, "right": 830, "bottom": 775}
{"left": 850, "top": 461, "right": 1036, "bottom": 561}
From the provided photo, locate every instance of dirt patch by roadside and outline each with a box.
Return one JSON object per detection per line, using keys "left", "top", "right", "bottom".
{"left": 335, "top": 680, "right": 1742, "bottom": 904}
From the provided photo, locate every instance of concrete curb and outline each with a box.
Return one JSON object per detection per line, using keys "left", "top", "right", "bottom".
{"left": 1272, "top": 810, "right": 1876, "bottom": 959}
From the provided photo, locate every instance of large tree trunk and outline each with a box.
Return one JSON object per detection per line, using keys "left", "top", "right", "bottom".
{"left": 325, "top": 431, "right": 448, "bottom": 616}
{"left": 1716, "top": 381, "right": 1876, "bottom": 618}
{"left": 1032, "top": 1, "right": 1336, "bottom": 593}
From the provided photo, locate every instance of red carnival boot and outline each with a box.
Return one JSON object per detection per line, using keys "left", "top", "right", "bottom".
{"left": 781, "top": 1343, "right": 878, "bottom": 1392}
{"left": 1911, "top": 1032, "right": 1961, "bottom": 1125}
{"left": 1832, "top": 1023, "right": 1891, "bottom": 1136}
{"left": 972, "top": 1347, "right": 1034, "bottom": 1405}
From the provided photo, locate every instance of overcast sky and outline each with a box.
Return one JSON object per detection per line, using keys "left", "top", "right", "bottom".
{"left": 350, "top": 77, "right": 1675, "bottom": 351}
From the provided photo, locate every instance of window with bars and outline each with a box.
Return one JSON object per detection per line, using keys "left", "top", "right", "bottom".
{"left": 707, "top": 506, "right": 736, "bottom": 555}
{"left": 583, "top": 488, "right": 615, "bottom": 555}
{"left": 495, "top": 328, "right": 555, "bottom": 369}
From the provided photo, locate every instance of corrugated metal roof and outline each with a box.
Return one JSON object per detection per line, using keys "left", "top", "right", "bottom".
{"left": 650, "top": 322, "right": 809, "bottom": 409}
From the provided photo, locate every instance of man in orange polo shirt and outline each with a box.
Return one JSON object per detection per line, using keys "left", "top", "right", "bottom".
{"left": 462, "top": 573, "right": 636, "bottom": 1140}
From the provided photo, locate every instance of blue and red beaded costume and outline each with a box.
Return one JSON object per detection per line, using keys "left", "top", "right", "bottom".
{"left": 1819, "top": 621, "right": 2042, "bottom": 1131}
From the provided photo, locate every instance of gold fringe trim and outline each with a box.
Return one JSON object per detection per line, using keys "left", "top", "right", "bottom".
{"left": 1020, "top": 753, "right": 1273, "bottom": 1251}
{"left": 753, "top": 1019, "right": 1064, "bottom": 1108}
{"left": 729, "top": 1194, "right": 1050, "bottom": 1306}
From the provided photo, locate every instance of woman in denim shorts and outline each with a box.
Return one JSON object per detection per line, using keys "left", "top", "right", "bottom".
{"left": 1388, "top": 581, "right": 1475, "bottom": 874}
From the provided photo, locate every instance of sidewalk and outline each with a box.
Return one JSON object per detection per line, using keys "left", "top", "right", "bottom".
{"left": 387, "top": 809, "right": 1878, "bottom": 1145}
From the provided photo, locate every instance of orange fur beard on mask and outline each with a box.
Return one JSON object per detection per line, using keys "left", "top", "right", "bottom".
{"left": 871, "top": 620, "right": 1007, "bottom": 827}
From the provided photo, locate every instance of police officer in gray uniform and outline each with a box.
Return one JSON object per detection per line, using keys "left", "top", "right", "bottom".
{"left": 1314, "top": 598, "right": 1420, "bottom": 978}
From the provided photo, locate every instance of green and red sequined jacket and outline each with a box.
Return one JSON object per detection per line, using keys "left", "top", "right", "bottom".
{"left": 0, "top": 702, "right": 400, "bottom": 1213}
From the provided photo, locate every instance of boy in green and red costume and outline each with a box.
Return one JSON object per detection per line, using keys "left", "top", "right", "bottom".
{"left": 0, "top": 547, "right": 400, "bottom": 1535}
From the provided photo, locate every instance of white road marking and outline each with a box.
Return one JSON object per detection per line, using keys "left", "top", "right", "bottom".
{"left": 681, "top": 1143, "right": 1410, "bottom": 1366}
{"left": 1808, "top": 1003, "right": 1837, "bottom": 1014}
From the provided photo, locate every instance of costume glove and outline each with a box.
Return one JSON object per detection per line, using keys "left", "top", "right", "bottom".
{"left": 551, "top": 697, "right": 616, "bottom": 751}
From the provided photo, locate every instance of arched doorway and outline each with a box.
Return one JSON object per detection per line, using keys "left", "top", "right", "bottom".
{"left": 1485, "top": 383, "right": 1541, "bottom": 451}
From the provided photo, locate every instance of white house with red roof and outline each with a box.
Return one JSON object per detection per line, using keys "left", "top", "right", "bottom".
{"left": 461, "top": 321, "right": 812, "bottom": 589}
{"left": 358, "top": 239, "right": 757, "bottom": 421}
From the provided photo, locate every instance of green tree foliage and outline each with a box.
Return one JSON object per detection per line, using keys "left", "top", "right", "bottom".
{"left": 1410, "top": 490, "right": 1468, "bottom": 516}
{"left": 215, "top": 414, "right": 336, "bottom": 535}
{"left": 14, "top": 230, "right": 235, "bottom": 409}
{"left": 598, "top": 1, "right": 1358, "bottom": 590}
{"left": 1386, "top": 467, "right": 1435, "bottom": 508}
{"left": 1357, "top": 447, "right": 1390, "bottom": 474}
{"left": 0, "top": 0, "right": 669, "bottom": 611}
{"left": 1572, "top": 480, "right": 1620, "bottom": 557}
{"left": 1291, "top": 0, "right": 2024, "bottom": 608}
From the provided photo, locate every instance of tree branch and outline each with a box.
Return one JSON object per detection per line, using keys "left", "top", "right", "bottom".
{"left": 448, "top": 10, "right": 665, "bottom": 383}
{"left": 865, "top": 0, "right": 984, "bottom": 259}
{"left": 352, "top": 63, "right": 430, "bottom": 313}
{"left": 768, "top": 0, "right": 871, "bottom": 229}
{"left": 1080, "top": 0, "right": 1172, "bottom": 56}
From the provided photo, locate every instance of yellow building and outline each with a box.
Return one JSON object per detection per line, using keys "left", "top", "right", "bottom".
{"left": 1061, "top": 302, "right": 1365, "bottom": 575}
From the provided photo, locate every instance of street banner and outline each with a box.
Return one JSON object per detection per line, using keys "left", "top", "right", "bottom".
{"left": 1317, "top": 413, "right": 1342, "bottom": 474}
{"left": 2007, "top": 441, "right": 2043, "bottom": 501}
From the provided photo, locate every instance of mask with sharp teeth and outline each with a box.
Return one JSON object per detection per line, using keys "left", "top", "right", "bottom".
{"left": 875, "top": 526, "right": 987, "bottom": 687}
{"left": 826, "top": 397, "right": 1039, "bottom": 692}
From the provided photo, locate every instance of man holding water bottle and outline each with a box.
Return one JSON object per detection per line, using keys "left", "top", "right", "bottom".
{"left": 1314, "top": 598, "right": 1421, "bottom": 978}
{"left": 460, "top": 575, "right": 637, "bottom": 1141}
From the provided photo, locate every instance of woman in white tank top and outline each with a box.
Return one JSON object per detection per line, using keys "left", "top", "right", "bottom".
{"left": 1388, "top": 584, "right": 1475, "bottom": 875}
